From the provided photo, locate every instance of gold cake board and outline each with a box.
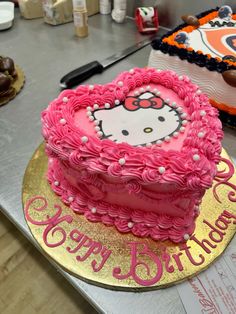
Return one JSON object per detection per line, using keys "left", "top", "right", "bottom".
{"left": 22, "top": 143, "right": 236, "bottom": 291}
{"left": 0, "top": 65, "right": 25, "bottom": 107}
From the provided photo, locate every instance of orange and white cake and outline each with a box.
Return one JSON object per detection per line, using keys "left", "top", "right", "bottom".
{"left": 149, "top": 6, "right": 236, "bottom": 125}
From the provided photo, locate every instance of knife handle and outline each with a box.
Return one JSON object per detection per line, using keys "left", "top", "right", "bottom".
{"left": 60, "top": 61, "right": 104, "bottom": 89}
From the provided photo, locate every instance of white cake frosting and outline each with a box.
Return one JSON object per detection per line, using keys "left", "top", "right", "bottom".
{"left": 148, "top": 50, "right": 236, "bottom": 108}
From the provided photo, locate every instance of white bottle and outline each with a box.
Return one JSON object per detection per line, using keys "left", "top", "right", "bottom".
{"left": 99, "top": 0, "right": 111, "bottom": 15}
{"left": 113, "top": 0, "right": 126, "bottom": 11}
{"left": 112, "top": 0, "right": 127, "bottom": 23}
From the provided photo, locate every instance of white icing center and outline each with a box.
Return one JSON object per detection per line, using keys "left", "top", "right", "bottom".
{"left": 93, "top": 92, "right": 183, "bottom": 146}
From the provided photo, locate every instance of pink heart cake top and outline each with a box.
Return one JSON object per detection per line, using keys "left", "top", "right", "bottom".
{"left": 42, "top": 68, "right": 223, "bottom": 189}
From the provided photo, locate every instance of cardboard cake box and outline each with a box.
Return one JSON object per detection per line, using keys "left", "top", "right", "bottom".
{"left": 86, "top": 0, "right": 99, "bottom": 17}
{"left": 18, "top": 0, "right": 44, "bottom": 19}
{"left": 41, "top": 0, "right": 98, "bottom": 25}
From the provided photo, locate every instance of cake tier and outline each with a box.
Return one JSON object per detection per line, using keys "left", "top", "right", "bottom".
{"left": 42, "top": 68, "right": 223, "bottom": 243}
{"left": 47, "top": 158, "right": 199, "bottom": 243}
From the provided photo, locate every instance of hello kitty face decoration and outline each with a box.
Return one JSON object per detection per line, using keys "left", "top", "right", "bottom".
{"left": 91, "top": 91, "right": 185, "bottom": 147}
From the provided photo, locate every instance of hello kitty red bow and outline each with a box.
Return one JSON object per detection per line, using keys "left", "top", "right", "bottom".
{"left": 124, "top": 95, "right": 164, "bottom": 111}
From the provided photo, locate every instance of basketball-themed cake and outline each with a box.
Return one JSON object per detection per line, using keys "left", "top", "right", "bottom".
{"left": 41, "top": 68, "right": 223, "bottom": 243}
{"left": 149, "top": 6, "right": 236, "bottom": 125}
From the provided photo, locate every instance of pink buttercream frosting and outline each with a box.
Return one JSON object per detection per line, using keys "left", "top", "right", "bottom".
{"left": 41, "top": 68, "right": 223, "bottom": 243}
{"left": 47, "top": 158, "right": 197, "bottom": 243}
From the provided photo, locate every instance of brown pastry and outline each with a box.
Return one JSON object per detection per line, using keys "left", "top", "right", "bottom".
{"left": 0, "top": 56, "right": 18, "bottom": 102}
{"left": 222, "top": 70, "right": 236, "bottom": 87}
{"left": 0, "top": 73, "right": 11, "bottom": 92}
{"left": 11, "top": 69, "right": 18, "bottom": 80}
{"left": 181, "top": 15, "right": 200, "bottom": 27}
{"left": 0, "top": 57, "right": 15, "bottom": 75}
{"left": 0, "top": 87, "right": 15, "bottom": 99}
{"left": 0, "top": 55, "right": 24, "bottom": 106}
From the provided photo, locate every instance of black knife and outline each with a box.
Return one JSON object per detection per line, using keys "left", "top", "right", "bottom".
{"left": 60, "top": 36, "right": 158, "bottom": 89}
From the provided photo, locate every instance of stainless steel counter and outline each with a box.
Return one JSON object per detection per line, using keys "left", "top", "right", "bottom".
{"left": 0, "top": 10, "right": 235, "bottom": 314}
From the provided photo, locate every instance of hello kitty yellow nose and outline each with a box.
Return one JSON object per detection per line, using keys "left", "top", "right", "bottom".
{"left": 144, "top": 127, "right": 153, "bottom": 133}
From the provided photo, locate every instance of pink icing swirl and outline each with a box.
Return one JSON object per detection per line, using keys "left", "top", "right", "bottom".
{"left": 125, "top": 180, "right": 142, "bottom": 194}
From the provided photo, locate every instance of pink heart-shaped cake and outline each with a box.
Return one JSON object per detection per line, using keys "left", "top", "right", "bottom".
{"left": 42, "top": 68, "right": 223, "bottom": 243}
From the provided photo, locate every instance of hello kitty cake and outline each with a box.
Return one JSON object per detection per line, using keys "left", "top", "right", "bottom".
{"left": 41, "top": 68, "right": 223, "bottom": 243}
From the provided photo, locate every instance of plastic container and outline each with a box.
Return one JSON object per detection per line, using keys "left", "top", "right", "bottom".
{"left": 112, "top": 0, "right": 126, "bottom": 23}
{"left": 0, "top": 2, "right": 14, "bottom": 30}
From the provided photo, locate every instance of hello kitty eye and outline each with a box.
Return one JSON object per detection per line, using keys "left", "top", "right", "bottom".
{"left": 158, "top": 116, "right": 165, "bottom": 122}
{"left": 122, "top": 130, "right": 129, "bottom": 136}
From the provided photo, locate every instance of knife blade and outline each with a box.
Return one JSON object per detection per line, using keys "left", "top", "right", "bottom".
{"left": 60, "top": 36, "right": 159, "bottom": 89}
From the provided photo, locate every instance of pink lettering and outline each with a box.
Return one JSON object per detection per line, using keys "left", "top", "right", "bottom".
{"left": 213, "top": 157, "right": 236, "bottom": 204}
{"left": 215, "top": 216, "right": 231, "bottom": 230}
{"left": 190, "top": 234, "right": 216, "bottom": 254}
{"left": 67, "top": 229, "right": 111, "bottom": 271}
{"left": 190, "top": 209, "right": 236, "bottom": 253}
{"left": 25, "top": 196, "right": 73, "bottom": 247}
{"left": 161, "top": 251, "right": 174, "bottom": 273}
{"left": 67, "top": 229, "right": 84, "bottom": 253}
{"left": 222, "top": 210, "right": 236, "bottom": 223}
{"left": 180, "top": 244, "right": 205, "bottom": 266}
{"left": 161, "top": 251, "right": 184, "bottom": 272}
{"left": 25, "top": 196, "right": 236, "bottom": 286}
{"left": 172, "top": 252, "right": 184, "bottom": 271}
{"left": 25, "top": 196, "right": 111, "bottom": 272}
{"left": 113, "top": 242, "right": 163, "bottom": 286}
{"left": 203, "top": 220, "right": 225, "bottom": 243}
{"left": 77, "top": 242, "right": 102, "bottom": 262}
{"left": 92, "top": 248, "right": 112, "bottom": 272}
